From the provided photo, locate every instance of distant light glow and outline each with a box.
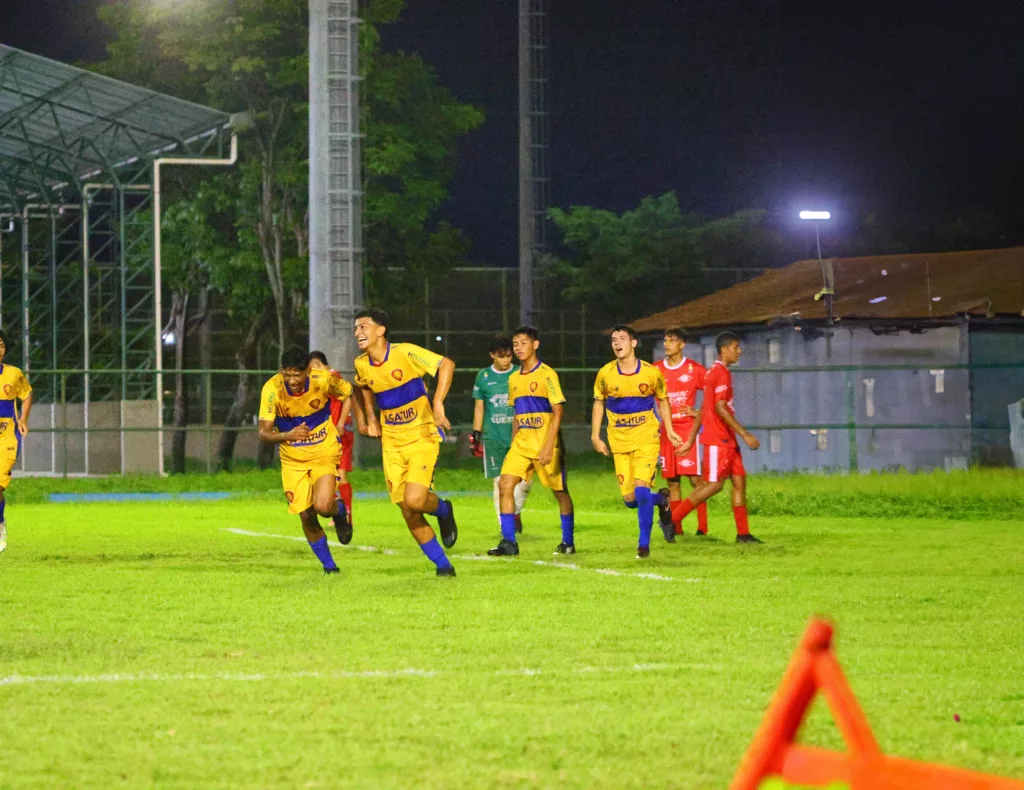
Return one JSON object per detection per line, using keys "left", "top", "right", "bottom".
{"left": 162, "top": 332, "right": 176, "bottom": 345}
{"left": 435, "top": 335, "right": 443, "bottom": 342}
{"left": 881, "top": 269, "right": 888, "bottom": 276}
{"left": 799, "top": 211, "right": 831, "bottom": 220}
{"left": 869, "top": 296, "right": 887, "bottom": 304}
{"left": 932, "top": 296, "right": 941, "bottom": 302}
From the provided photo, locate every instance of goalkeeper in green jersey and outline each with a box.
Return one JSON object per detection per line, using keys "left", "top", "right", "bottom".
{"left": 470, "top": 335, "right": 532, "bottom": 532}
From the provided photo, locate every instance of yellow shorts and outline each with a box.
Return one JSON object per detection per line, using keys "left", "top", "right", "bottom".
{"left": 0, "top": 435, "right": 18, "bottom": 489}
{"left": 382, "top": 438, "right": 440, "bottom": 504}
{"left": 281, "top": 460, "right": 339, "bottom": 515}
{"left": 612, "top": 443, "right": 659, "bottom": 497}
{"left": 500, "top": 445, "right": 566, "bottom": 492}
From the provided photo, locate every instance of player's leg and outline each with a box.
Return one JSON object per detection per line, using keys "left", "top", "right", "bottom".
{"left": 537, "top": 443, "right": 574, "bottom": 554}
{"left": 488, "top": 472, "right": 524, "bottom": 555}
{"left": 398, "top": 501, "right": 456, "bottom": 576}
{"left": 0, "top": 485, "right": 7, "bottom": 553}
{"left": 513, "top": 478, "right": 531, "bottom": 533}
{"left": 285, "top": 467, "right": 338, "bottom": 573}
{"left": 483, "top": 442, "right": 505, "bottom": 526}
{"left": 729, "top": 454, "right": 760, "bottom": 543}
{"left": 337, "top": 468, "right": 354, "bottom": 527}
{"left": 401, "top": 442, "right": 457, "bottom": 549}
{"left": 0, "top": 460, "right": 13, "bottom": 552}
{"left": 298, "top": 505, "right": 340, "bottom": 573}
{"left": 385, "top": 444, "right": 455, "bottom": 575}
{"left": 660, "top": 433, "right": 686, "bottom": 535}
{"left": 673, "top": 445, "right": 725, "bottom": 524}
{"left": 312, "top": 469, "right": 352, "bottom": 545}
{"left": 688, "top": 475, "right": 709, "bottom": 535}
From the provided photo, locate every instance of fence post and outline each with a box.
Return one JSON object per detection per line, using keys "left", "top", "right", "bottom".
{"left": 205, "top": 370, "right": 213, "bottom": 475}
{"left": 60, "top": 372, "right": 68, "bottom": 478}
{"left": 845, "top": 370, "right": 858, "bottom": 472}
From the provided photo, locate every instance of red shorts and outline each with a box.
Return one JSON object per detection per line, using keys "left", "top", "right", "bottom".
{"left": 338, "top": 426, "right": 354, "bottom": 472}
{"left": 703, "top": 443, "right": 745, "bottom": 483}
{"left": 659, "top": 431, "right": 701, "bottom": 479}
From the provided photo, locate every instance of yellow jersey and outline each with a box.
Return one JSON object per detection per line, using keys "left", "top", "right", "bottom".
{"left": 259, "top": 368, "right": 353, "bottom": 465}
{"left": 508, "top": 360, "right": 565, "bottom": 458}
{"left": 593, "top": 359, "right": 665, "bottom": 453}
{"left": 0, "top": 363, "right": 31, "bottom": 443}
{"left": 354, "top": 342, "right": 446, "bottom": 445}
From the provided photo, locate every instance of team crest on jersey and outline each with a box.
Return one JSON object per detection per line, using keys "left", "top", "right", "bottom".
{"left": 529, "top": 381, "right": 538, "bottom": 393}
{"left": 2, "top": 385, "right": 10, "bottom": 396}
{"left": 679, "top": 374, "right": 691, "bottom": 383}
{"left": 309, "top": 399, "right": 321, "bottom": 410}
{"left": 639, "top": 383, "right": 649, "bottom": 395}
{"left": 285, "top": 491, "right": 295, "bottom": 504}
{"left": 386, "top": 480, "right": 393, "bottom": 491}
{"left": 392, "top": 370, "right": 404, "bottom": 382}
{"left": 617, "top": 474, "right": 624, "bottom": 485}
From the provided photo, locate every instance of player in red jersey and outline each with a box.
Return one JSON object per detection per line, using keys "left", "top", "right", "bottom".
{"left": 675, "top": 332, "right": 762, "bottom": 543}
{"left": 310, "top": 351, "right": 360, "bottom": 525}
{"left": 654, "top": 327, "right": 709, "bottom": 535}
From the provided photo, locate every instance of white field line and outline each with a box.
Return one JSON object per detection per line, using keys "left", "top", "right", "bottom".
{"left": 224, "top": 528, "right": 700, "bottom": 584}
{"left": 0, "top": 663, "right": 716, "bottom": 688}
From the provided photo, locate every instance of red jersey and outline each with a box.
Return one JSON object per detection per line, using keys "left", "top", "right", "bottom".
{"left": 701, "top": 361, "right": 736, "bottom": 448}
{"left": 327, "top": 371, "right": 354, "bottom": 434}
{"left": 655, "top": 356, "right": 706, "bottom": 430}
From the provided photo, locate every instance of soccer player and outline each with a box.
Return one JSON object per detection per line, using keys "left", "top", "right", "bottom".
{"left": 352, "top": 308, "right": 458, "bottom": 577}
{"left": 676, "top": 332, "right": 762, "bottom": 543}
{"left": 0, "top": 330, "right": 32, "bottom": 553}
{"left": 258, "top": 346, "right": 355, "bottom": 574}
{"left": 592, "top": 326, "right": 681, "bottom": 558}
{"left": 309, "top": 351, "right": 360, "bottom": 526}
{"left": 470, "top": 335, "right": 531, "bottom": 532}
{"left": 487, "top": 326, "right": 575, "bottom": 557}
{"left": 655, "top": 327, "right": 709, "bottom": 535}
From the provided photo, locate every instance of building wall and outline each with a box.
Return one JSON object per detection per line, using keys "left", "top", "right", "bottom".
{"left": 680, "top": 323, "right": 973, "bottom": 472}
{"left": 968, "top": 329, "right": 1024, "bottom": 466}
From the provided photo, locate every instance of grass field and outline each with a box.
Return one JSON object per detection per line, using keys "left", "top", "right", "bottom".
{"left": 1, "top": 468, "right": 1023, "bottom": 789}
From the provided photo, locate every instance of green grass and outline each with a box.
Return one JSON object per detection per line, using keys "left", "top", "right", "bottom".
{"left": 1, "top": 469, "right": 1023, "bottom": 789}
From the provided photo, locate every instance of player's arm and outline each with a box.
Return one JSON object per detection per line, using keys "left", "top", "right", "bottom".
{"left": 17, "top": 391, "right": 32, "bottom": 437}
{"left": 358, "top": 387, "right": 381, "bottom": 438}
{"left": 658, "top": 397, "right": 683, "bottom": 448}
{"left": 470, "top": 398, "right": 485, "bottom": 452}
{"left": 715, "top": 399, "right": 760, "bottom": 450}
{"left": 590, "top": 399, "right": 610, "bottom": 456}
{"left": 538, "top": 402, "right": 563, "bottom": 465}
{"left": 258, "top": 419, "right": 309, "bottom": 445}
{"left": 430, "top": 356, "right": 456, "bottom": 431}
{"left": 680, "top": 403, "right": 703, "bottom": 454}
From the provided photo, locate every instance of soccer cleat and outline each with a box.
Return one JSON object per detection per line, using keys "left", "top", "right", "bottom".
{"left": 437, "top": 499, "right": 458, "bottom": 549}
{"left": 736, "top": 534, "right": 763, "bottom": 544}
{"left": 636, "top": 546, "right": 650, "bottom": 559}
{"left": 487, "top": 539, "right": 520, "bottom": 557}
{"left": 695, "top": 530, "right": 709, "bottom": 537}
{"left": 324, "top": 566, "right": 341, "bottom": 575}
{"left": 436, "top": 565, "right": 457, "bottom": 578}
{"left": 333, "top": 502, "right": 352, "bottom": 545}
{"left": 0, "top": 520, "right": 6, "bottom": 553}
{"left": 656, "top": 489, "right": 675, "bottom": 543}
{"left": 515, "top": 514, "right": 523, "bottom": 534}
{"left": 553, "top": 542, "right": 576, "bottom": 555}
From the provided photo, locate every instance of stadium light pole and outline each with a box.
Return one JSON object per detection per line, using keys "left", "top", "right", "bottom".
{"left": 799, "top": 210, "right": 833, "bottom": 327}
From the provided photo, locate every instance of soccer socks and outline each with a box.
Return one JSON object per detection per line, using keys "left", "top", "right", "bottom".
{"left": 560, "top": 514, "right": 575, "bottom": 545}
{"left": 0, "top": 497, "right": 6, "bottom": 522}
{"left": 635, "top": 486, "right": 654, "bottom": 548}
{"left": 308, "top": 536, "right": 338, "bottom": 571}
{"left": 419, "top": 537, "right": 453, "bottom": 570}
{"left": 696, "top": 502, "right": 709, "bottom": 534}
{"left": 624, "top": 499, "right": 638, "bottom": 509}
{"left": 513, "top": 479, "right": 531, "bottom": 514}
{"left": 674, "top": 497, "right": 697, "bottom": 523}
{"left": 492, "top": 478, "right": 502, "bottom": 521}
{"left": 733, "top": 505, "right": 750, "bottom": 536}
{"left": 431, "top": 499, "right": 453, "bottom": 521}
{"left": 650, "top": 489, "right": 666, "bottom": 508}
{"left": 499, "top": 513, "right": 518, "bottom": 543}
{"left": 338, "top": 482, "right": 353, "bottom": 523}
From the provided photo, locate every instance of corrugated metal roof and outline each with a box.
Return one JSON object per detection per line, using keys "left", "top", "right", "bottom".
{"left": 630, "top": 247, "right": 1024, "bottom": 333}
{"left": 0, "top": 45, "right": 230, "bottom": 207}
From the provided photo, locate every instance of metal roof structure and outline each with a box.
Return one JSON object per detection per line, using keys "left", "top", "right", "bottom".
{"left": 630, "top": 247, "right": 1024, "bottom": 333}
{"left": 0, "top": 44, "right": 231, "bottom": 209}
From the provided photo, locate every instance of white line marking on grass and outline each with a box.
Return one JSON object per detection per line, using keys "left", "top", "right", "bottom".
{"left": 225, "top": 528, "right": 698, "bottom": 584}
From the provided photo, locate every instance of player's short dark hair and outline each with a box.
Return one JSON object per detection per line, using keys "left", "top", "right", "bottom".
{"left": 355, "top": 307, "right": 391, "bottom": 338}
{"left": 308, "top": 350, "right": 329, "bottom": 366}
{"left": 488, "top": 334, "right": 513, "bottom": 354}
{"left": 0, "top": 329, "right": 7, "bottom": 346}
{"left": 610, "top": 325, "right": 637, "bottom": 342}
{"left": 280, "top": 346, "right": 310, "bottom": 371}
{"left": 664, "top": 326, "right": 688, "bottom": 341}
{"left": 512, "top": 325, "right": 539, "bottom": 341}
{"left": 715, "top": 332, "right": 741, "bottom": 353}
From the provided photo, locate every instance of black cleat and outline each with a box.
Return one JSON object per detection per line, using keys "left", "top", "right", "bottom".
{"left": 636, "top": 546, "right": 651, "bottom": 559}
{"left": 487, "top": 538, "right": 520, "bottom": 557}
{"left": 333, "top": 502, "right": 352, "bottom": 545}
{"left": 436, "top": 565, "right": 456, "bottom": 577}
{"left": 554, "top": 542, "right": 576, "bottom": 555}
{"left": 656, "top": 489, "right": 675, "bottom": 543}
{"left": 736, "top": 533, "right": 763, "bottom": 544}
{"left": 695, "top": 530, "right": 709, "bottom": 537}
{"left": 437, "top": 499, "right": 458, "bottom": 549}
{"left": 324, "top": 566, "right": 341, "bottom": 575}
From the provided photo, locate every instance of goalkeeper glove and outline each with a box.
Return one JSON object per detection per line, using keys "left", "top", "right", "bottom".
{"left": 469, "top": 430, "right": 483, "bottom": 457}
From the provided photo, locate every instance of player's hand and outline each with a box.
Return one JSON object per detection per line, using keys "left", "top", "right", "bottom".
{"left": 538, "top": 444, "right": 555, "bottom": 466}
{"left": 433, "top": 402, "right": 452, "bottom": 432}
{"left": 681, "top": 405, "right": 698, "bottom": 418}
{"left": 469, "top": 429, "right": 483, "bottom": 458}
{"left": 289, "top": 423, "right": 310, "bottom": 442}
{"left": 17, "top": 419, "right": 28, "bottom": 437}
{"left": 364, "top": 420, "right": 382, "bottom": 439}
{"left": 591, "top": 436, "right": 610, "bottom": 456}
{"left": 742, "top": 432, "right": 760, "bottom": 451}
{"left": 679, "top": 439, "right": 694, "bottom": 455}
{"left": 667, "top": 429, "right": 684, "bottom": 450}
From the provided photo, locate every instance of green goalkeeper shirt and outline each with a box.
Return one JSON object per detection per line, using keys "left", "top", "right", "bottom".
{"left": 472, "top": 365, "right": 515, "bottom": 447}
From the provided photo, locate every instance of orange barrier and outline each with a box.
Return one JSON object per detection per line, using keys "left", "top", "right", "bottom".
{"left": 731, "top": 619, "right": 1024, "bottom": 790}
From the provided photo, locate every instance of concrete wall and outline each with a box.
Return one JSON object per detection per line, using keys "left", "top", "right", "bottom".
{"left": 968, "top": 330, "right": 1024, "bottom": 466}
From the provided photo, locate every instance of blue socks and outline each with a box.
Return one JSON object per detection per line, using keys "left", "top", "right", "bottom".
{"left": 651, "top": 490, "right": 666, "bottom": 508}
{"left": 419, "top": 537, "right": 453, "bottom": 570}
{"left": 624, "top": 499, "right": 638, "bottom": 509}
{"left": 431, "top": 499, "right": 452, "bottom": 520}
{"left": 635, "top": 486, "right": 654, "bottom": 548}
{"left": 0, "top": 498, "right": 6, "bottom": 522}
{"left": 308, "top": 536, "right": 337, "bottom": 571}
{"left": 560, "top": 514, "right": 574, "bottom": 545}
{"left": 499, "top": 513, "right": 517, "bottom": 542}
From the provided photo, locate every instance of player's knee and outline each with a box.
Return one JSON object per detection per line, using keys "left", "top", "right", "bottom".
{"left": 403, "top": 488, "right": 427, "bottom": 512}
{"left": 498, "top": 476, "right": 517, "bottom": 497}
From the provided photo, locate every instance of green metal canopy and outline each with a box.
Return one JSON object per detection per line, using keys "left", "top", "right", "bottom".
{"left": 0, "top": 44, "right": 231, "bottom": 209}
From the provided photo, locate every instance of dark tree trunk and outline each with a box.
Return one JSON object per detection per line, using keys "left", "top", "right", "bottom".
{"left": 170, "top": 290, "right": 190, "bottom": 474}
{"left": 218, "top": 303, "right": 272, "bottom": 471}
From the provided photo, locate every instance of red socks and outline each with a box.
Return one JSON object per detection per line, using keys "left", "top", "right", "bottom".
{"left": 696, "top": 503, "right": 708, "bottom": 535}
{"left": 671, "top": 498, "right": 697, "bottom": 534}
{"left": 733, "top": 505, "right": 749, "bottom": 536}
{"left": 338, "top": 482, "right": 354, "bottom": 524}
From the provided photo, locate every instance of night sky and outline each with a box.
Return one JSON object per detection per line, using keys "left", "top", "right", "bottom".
{"left": 5, "top": 0, "right": 1024, "bottom": 266}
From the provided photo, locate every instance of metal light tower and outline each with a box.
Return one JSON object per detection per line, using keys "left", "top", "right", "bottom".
{"left": 518, "top": 0, "right": 549, "bottom": 326}
{"left": 309, "top": 0, "right": 363, "bottom": 373}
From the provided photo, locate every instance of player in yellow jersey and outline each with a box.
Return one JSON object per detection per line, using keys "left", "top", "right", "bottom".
{"left": 488, "top": 326, "right": 576, "bottom": 557}
{"left": 0, "top": 330, "right": 32, "bottom": 553}
{"left": 352, "top": 308, "right": 458, "bottom": 577}
{"left": 592, "top": 325, "right": 682, "bottom": 558}
{"left": 258, "top": 346, "right": 356, "bottom": 574}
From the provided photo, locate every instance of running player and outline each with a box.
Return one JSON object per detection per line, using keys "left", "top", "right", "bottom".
{"left": 309, "top": 351, "right": 360, "bottom": 526}
{"left": 352, "top": 308, "right": 458, "bottom": 577}
{"left": 470, "top": 335, "right": 531, "bottom": 532}
{"left": 676, "top": 332, "right": 762, "bottom": 543}
{"left": 0, "top": 330, "right": 32, "bottom": 553}
{"left": 258, "top": 346, "right": 354, "bottom": 574}
{"left": 654, "top": 327, "right": 709, "bottom": 535}
{"left": 592, "top": 326, "right": 680, "bottom": 558}
{"left": 487, "top": 326, "right": 575, "bottom": 557}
